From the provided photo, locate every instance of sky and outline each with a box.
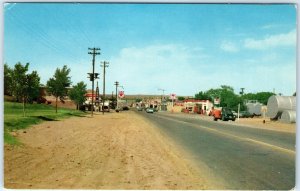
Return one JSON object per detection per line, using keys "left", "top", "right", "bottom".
{"left": 3, "top": 3, "right": 298, "bottom": 96}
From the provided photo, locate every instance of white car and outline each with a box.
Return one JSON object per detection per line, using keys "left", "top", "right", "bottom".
{"left": 146, "top": 108, "right": 154, "bottom": 113}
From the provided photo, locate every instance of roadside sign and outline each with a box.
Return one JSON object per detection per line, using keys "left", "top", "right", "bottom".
{"left": 170, "top": 93, "right": 176, "bottom": 100}
{"left": 118, "top": 91, "right": 125, "bottom": 98}
{"left": 214, "top": 98, "right": 220, "bottom": 104}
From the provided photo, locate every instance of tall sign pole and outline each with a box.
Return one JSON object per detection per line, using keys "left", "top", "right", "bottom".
{"left": 114, "top": 81, "right": 119, "bottom": 110}
{"left": 158, "top": 88, "right": 165, "bottom": 111}
{"left": 88, "top": 48, "right": 100, "bottom": 117}
{"left": 101, "top": 61, "right": 109, "bottom": 115}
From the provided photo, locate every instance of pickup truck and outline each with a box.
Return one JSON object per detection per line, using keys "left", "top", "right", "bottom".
{"left": 212, "top": 107, "right": 236, "bottom": 121}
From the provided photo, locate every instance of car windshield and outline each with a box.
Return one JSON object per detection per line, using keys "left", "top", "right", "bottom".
{"left": 223, "top": 108, "right": 233, "bottom": 114}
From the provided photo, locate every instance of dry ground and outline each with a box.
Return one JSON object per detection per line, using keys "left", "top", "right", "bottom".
{"left": 234, "top": 117, "right": 296, "bottom": 133}
{"left": 4, "top": 111, "right": 210, "bottom": 189}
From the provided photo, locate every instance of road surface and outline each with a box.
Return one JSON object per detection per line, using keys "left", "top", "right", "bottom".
{"left": 137, "top": 110, "right": 295, "bottom": 190}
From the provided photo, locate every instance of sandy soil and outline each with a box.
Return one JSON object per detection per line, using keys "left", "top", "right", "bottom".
{"left": 4, "top": 111, "right": 209, "bottom": 189}
{"left": 234, "top": 117, "right": 296, "bottom": 133}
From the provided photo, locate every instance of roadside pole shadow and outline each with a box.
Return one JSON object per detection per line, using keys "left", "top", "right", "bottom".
{"left": 66, "top": 113, "right": 88, "bottom": 118}
{"left": 35, "top": 116, "right": 58, "bottom": 121}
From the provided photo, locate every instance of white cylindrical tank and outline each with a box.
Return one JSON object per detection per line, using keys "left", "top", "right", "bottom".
{"left": 266, "top": 95, "right": 296, "bottom": 119}
{"left": 254, "top": 103, "right": 263, "bottom": 115}
{"left": 246, "top": 103, "right": 255, "bottom": 114}
{"left": 246, "top": 103, "right": 263, "bottom": 115}
{"left": 280, "top": 110, "right": 296, "bottom": 123}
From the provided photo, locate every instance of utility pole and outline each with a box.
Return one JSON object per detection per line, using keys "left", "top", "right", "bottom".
{"left": 240, "top": 88, "right": 245, "bottom": 95}
{"left": 88, "top": 47, "right": 100, "bottom": 117}
{"left": 95, "top": 81, "right": 100, "bottom": 109}
{"left": 101, "top": 61, "right": 109, "bottom": 115}
{"left": 114, "top": 81, "right": 119, "bottom": 110}
{"left": 158, "top": 88, "right": 166, "bottom": 111}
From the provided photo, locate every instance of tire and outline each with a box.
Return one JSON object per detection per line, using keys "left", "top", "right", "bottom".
{"left": 214, "top": 117, "right": 218, "bottom": 121}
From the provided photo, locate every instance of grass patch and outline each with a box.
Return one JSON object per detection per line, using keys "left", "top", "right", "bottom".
{"left": 4, "top": 130, "right": 20, "bottom": 145}
{"left": 4, "top": 101, "right": 86, "bottom": 145}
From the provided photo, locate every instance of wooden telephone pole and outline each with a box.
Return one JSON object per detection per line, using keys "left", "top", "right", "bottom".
{"left": 88, "top": 47, "right": 100, "bottom": 117}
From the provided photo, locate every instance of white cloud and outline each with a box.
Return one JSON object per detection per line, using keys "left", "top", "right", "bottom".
{"left": 244, "top": 29, "right": 296, "bottom": 50}
{"left": 261, "top": 24, "right": 281, "bottom": 30}
{"left": 107, "top": 44, "right": 208, "bottom": 95}
{"left": 105, "top": 42, "right": 296, "bottom": 96}
{"left": 220, "top": 40, "right": 239, "bottom": 52}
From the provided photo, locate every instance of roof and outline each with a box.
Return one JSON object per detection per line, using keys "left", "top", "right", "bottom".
{"left": 183, "top": 99, "right": 210, "bottom": 103}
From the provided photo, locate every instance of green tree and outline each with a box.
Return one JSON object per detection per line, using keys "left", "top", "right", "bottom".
{"left": 135, "top": 98, "right": 142, "bottom": 103}
{"left": 206, "top": 85, "right": 235, "bottom": 107}
{"left": 11, "top": 63, "right": 29, "bottom": 102}
{"left": 177, "top": 96, "right": 185, "bottom": 101}
{"left": 47, "top": 65, "right": 72, "bottom": 113}
{"left": 26, "top": 71, "right": 41, "bottom": 103}
{"left": 7, "top": 62, "right": 40, "bottom": 116}
{"left": 195, "top": 91, "right": 211, "bottom": 101}
{"left": 69, "top": 81, "right": 87, "bottom": 110}
{"left": 4, "top": 64, "right": 13, "bottom": 96}
{"left": 255, "top": 92, "right": 275, "bottom": 105}
{"left": 242, "top": 92, "right": 275, "bottom": 105}
{"left": 204, "top": 85, "right": 246, "bottom": 110}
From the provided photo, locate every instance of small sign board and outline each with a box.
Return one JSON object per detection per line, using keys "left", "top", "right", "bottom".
{"left": 118, "top": 91, "right": 125, "bottom": 98}
{"left": 170, "top": 93, "right": 176, "bottom": 100}
{"left": 214, "top": 98, "right": 220, "bottom": 105}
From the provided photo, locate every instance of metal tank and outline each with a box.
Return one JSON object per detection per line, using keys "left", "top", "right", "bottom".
{"left": 246, "top": 103, "right": 263, "bottom": 115}
{"left": 254, "top": 103, "right": 263, "bottom": 115}
{"left": 280, "top": 110, "right": 296, "bottom": 123}
{"left": 246, "top": 103, "right": 256, "bottom": 115}
{"left": 266, "top": 95, "right": 296, "bottom": 119}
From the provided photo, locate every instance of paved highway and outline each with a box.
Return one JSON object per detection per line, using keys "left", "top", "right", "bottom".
{"left": 136, "top": 111, "right": 295, "bottom": 190}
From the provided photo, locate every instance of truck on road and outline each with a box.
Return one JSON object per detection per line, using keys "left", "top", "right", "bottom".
{"left": 212, "top": 107, "right": 236, "bottom": 121}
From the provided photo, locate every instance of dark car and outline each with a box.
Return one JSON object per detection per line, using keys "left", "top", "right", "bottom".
{"left": 239, "top": 111, "right": 254, "bottom": 118}
{"left": 221, "top": 107, "right": 236, "bottom": 121}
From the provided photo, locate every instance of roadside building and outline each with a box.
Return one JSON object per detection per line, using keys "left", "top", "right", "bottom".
{"left": 167, "top": 99, "right": 213, "bottom": 114}
{"left": 183, "top": 99, "right": 213, "bottom": 115}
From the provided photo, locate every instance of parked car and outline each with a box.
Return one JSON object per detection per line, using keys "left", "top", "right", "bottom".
{"left": 232, "top": 111, "right": 238, "bottom": 117}
{"left": 212, "top": 107, "right": 236, "bottom": 121}
{"left": 102, "top": 105, "right": 110, "bottom": 112}
{"left": 123, "top": 106, "right": 129, "bottom": 110}
{"left": 146, "top": 108, "right": 154, "bottom": 113}
{"left": 137, "top": 107, "right": 143, "bottom": 111}
{"left": 239, "top": 111, "right": 254, "bottom": 118}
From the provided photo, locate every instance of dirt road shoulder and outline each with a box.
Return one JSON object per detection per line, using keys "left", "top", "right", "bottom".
{"left": 5, "top": 111, "right": 208, "bottom": 189}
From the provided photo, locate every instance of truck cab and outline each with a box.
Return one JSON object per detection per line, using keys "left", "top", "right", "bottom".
{"left": 212, "top": 107, "right": 236, "bottom": 121}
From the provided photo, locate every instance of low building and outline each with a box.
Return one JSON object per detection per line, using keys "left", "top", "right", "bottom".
{"left": 183, "top": 99, "right": 213, "bottom": 115}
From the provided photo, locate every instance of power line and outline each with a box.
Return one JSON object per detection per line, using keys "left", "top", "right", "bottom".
{"left": 7, "top": 11, "right": 80, "bottom": 63}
